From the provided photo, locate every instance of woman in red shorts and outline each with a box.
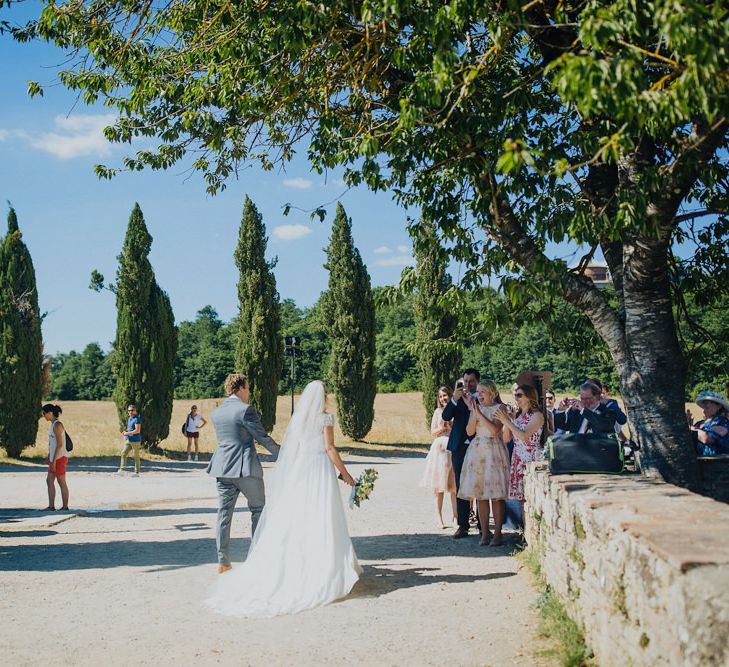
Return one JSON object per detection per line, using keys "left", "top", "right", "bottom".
{"left": 42, "top": 403, "right": 69, "bottom": 511}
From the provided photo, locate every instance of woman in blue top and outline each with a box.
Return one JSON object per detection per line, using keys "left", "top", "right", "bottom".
{"left": 118, "top": 404, "right": 142, "bottom": 476}
{"left": 690, "top": 391, "right": 729, "bottom": 456}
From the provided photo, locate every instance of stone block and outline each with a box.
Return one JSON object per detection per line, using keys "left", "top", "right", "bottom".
{"left": 524, "top": 464, "right": 729, "bottom": 667}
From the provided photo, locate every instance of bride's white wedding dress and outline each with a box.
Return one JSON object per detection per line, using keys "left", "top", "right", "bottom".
{"left": 206, "top": 381, "right": 362, "bottom": 618}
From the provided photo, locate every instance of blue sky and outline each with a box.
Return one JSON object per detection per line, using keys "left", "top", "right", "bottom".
{"left": 0, "top": 4, "right": 419, "bottom": 354}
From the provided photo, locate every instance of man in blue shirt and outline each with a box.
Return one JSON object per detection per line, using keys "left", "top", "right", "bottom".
{"left": 119, "top": 404, "right": 143, "bottom": 476}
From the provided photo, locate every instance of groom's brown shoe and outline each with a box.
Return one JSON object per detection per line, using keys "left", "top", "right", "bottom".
{"left": 217, "top": 564, "right": 232, "bottom": 574}
{"left": 453, "top": 527, "right": 469, "bottom": 539}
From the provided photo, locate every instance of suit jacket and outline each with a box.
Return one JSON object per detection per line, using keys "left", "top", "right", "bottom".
{"left": 207, "top": 395, "right": 280, "bottom": 479}
{"left": 441, "top": 397, "right": 471, "bottom": 453}
{"left": 553, "top": 404, "right": 617, "bottom": 435}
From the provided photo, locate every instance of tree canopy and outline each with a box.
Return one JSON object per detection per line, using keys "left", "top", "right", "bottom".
{"left": 5, "top": 0, "right": 728, "bottom": 485}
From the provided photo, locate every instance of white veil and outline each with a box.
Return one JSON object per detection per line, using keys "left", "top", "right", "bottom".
{"left": 262, "top": 380, "right": 327, "bottom": 503}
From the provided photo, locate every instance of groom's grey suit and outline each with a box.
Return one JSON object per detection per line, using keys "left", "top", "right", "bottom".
{"left": 207, "top": 394, "right": 280, "bottom": 566}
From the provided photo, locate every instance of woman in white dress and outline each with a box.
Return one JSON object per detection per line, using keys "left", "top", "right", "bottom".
{"left": 419, "top": 386, "right": 457, "bottom": 529}
{"left": 206, "top": 380, "right": 362, "bottom": 618}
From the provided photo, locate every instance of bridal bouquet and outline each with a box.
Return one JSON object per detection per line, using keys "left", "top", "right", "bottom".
{"left": 349, "top": 468, "right": 379, "bottom": 509}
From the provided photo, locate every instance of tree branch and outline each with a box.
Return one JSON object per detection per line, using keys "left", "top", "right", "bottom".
{"left": 656, "top": 118, "right": 729, "bottom": 230}
{"left": 672, "top": 208, "right": 728, "bottom": 225}
{"left": 477, "top": 166, "right": 628, "bottom": 365}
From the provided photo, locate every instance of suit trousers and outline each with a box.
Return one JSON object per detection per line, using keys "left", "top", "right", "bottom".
{"left": 450, "top": 447, "right": 472, "bottom": 531}
{"left": 215, "top": 476, "right": 266, "bottom": 566}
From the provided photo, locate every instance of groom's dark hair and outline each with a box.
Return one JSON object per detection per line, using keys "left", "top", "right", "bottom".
{"left": 462, "top": 367, "right": 480, "bottom": 381}
{"left": 224, "top": 373, "right": 248, "bottom": 396}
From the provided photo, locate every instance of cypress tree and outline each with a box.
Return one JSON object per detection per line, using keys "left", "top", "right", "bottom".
{"left": 324, "top": 203, "right": 376, "bottom": 440}
{"left": 413, "top": 217, "right": 462, "bottom": 427}
{"left": 234, "top": 196, "right": 283, "bottom": 432}
{"left": 106, "top": 204, "right": 177, "bottom": 448}
{"left": 0, "top": 208, "right": 44, "bottom": 457}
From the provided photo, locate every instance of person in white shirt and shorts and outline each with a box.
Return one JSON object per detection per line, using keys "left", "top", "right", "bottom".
{"left": 185, "top": 405, "right": 207, "bottom": 461}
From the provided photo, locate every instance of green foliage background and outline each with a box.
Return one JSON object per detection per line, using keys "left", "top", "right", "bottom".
{"left": 47, "top": 290, "right": 726, "bottom": 404}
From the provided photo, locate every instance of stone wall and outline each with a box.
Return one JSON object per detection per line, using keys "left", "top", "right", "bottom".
{"left": 524, "top": 463, "right": 729, "bottom": 667}
{"left": 698, "top": 455, "right": 729, "bottom": 503}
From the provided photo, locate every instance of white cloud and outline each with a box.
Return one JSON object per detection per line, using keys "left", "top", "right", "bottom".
{"left": 273, "top": 224, "right": 312, "bottom": 241}
{"left": 374, "top": 246, "right": 392, "bottom": 254}
{"left": 0, "top": 129, "right": 9, "bottom": 142}
{"left": 283, "top": 177, "right": 313, "bottom": 190}
{"left": 376, "top": 255, "right": 415, "bottom": 267}
{"left": 27, "top": 114, "right": 117, "bottom": 160}
{"left": 397, "top": 244, "right": 410, "bottom": 253}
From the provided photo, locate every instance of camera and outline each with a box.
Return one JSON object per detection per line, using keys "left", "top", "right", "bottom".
{"left": 456, "top": 381, "right": 464, "bottom": 389}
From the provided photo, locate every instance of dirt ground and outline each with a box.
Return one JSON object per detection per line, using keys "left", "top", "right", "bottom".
{"left": 0, "top": 455, "right": 549, "bottom": 667}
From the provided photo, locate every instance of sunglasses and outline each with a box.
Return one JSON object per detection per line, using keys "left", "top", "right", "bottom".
{"left": 545, "top": 396, "right": 555, "bottom": 401}
{"left": 514, "top": 392, "right": 524, "bottom": 398}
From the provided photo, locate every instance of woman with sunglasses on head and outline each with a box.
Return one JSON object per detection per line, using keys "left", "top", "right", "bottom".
{"left": 185, "top": 405, "right": 207, "bottom": 462}
{"left": 494, "top": 384, "right": 544, "bottom": 514}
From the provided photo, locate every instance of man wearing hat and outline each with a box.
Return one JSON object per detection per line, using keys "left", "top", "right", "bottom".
{"left": 690, "top": 391, "right": 729, "bottom": 456}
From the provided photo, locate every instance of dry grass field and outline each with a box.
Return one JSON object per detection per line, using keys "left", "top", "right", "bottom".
{"left": 4, "top": 392, "right": 437, "bottom": 462}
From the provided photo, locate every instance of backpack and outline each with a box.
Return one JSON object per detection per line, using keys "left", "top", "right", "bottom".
{"left": 65, "top": 432, "right": 74, "bottom": 452}
{"left": 181, "top": 413, "right": 191, "bottom": 436}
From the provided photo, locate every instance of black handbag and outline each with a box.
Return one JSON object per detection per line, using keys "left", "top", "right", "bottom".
{"left": 65, "top": 432, "right": 74, "bottom": 452}
{"left": 547, "top": 433, "right": 624, "bottom": 474}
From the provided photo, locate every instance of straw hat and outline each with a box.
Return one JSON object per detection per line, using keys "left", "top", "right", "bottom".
{"left": 695, "top": 390, "right": 729, "bottom": 412}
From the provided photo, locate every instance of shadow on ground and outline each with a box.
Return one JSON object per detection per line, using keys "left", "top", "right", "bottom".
{"left": 1, "top": 528, "right": 519, "bottom": 573}
{"left": 0, "top": 457, "right": 219, "bottom": 474}
{"left": 348, "top": 564, "right": 516, "bottom": 600}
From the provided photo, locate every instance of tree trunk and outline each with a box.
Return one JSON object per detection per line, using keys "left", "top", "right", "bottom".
{"left": 612, "top": 234, "right": 700, "bottom": 489}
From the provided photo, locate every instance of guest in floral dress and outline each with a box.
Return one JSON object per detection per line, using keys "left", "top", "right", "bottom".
{"left": 420, "top": 386, "right": 457, "bottom": 528}
{"left": 458, "top": 381, "right": 510, "bottom": 546}
{"left": 494, "top": 384, "right": 544, "bottom": 513}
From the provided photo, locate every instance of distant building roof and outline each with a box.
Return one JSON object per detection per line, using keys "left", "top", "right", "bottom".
{"left": 584, "top": 261, "right": 612, "bottom": 288}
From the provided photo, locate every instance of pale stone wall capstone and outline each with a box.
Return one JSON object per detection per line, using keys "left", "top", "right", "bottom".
{"left": 524, "top": 462, "right": 729, "bottom": 667}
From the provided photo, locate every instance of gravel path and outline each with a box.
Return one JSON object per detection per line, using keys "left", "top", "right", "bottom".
{"left": 0, "top": 456, "right": 548, "bottom": 666}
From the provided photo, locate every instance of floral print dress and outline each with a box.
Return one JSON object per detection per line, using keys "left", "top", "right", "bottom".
{"left": 457, "top": 405, "right": 510, "bottom": 501}
{"left": 508, "top": 411, "right": 544, "bottom": 501}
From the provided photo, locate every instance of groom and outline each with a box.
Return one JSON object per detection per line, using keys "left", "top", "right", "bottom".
{"left": 208, "top": 373, "right": 280, "bottom": 573}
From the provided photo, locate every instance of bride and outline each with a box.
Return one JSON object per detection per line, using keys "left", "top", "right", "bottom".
{"left": 206, "top": 380, "right": 362, "bottom": 618}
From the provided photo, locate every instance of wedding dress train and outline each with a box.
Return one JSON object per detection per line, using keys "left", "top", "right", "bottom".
{"left": 206, "top": 381, "right": 361, "bottom": 618}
